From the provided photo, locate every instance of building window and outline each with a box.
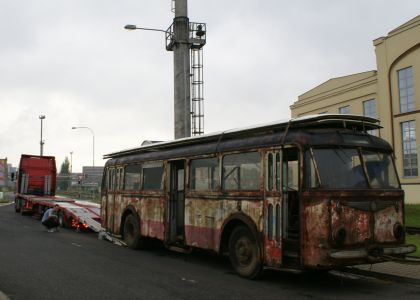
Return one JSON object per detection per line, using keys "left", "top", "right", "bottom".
{"left": 363, "top": 99, "right": 377, "bottom": 118}
{"left": 398, "top": 67, "right": 415, "bottom": 113}
{"left": 363, "top": 99, "right": 378, "bottom": 136}
{"left": 401, "top": 120, "right": 418, "bottom": 177}
{"left": 339, "top": 106, "right": 350, "bottom": 114}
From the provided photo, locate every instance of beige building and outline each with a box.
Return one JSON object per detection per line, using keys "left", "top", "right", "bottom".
{"left": 290, "top": 16, "right": 420, "bottom": 204}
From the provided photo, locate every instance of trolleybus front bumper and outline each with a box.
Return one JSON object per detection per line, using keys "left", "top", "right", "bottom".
{"left": 329, "top": 244, "right": 417, "bottom": 262}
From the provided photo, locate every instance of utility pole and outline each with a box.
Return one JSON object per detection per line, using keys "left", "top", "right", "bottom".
{"left": 39, "top": 115, "right": 45, "bottom": 156}
{"left": 125, "top": 0, "right": 206, "bottom": 139}
{"left": 172, "top": 0, "right": 191, "bottom": 139}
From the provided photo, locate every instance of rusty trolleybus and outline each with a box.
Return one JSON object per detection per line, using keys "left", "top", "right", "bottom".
{"left": 102, "top": 114, "right": 416, "bottom": 278}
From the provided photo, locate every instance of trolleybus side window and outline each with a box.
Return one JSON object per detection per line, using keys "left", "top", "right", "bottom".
{"left": 116, "top": 167, "right": 124, "bottom": 190}
{"left": 223, "top": 152, "right": 261, "bottom": 190}
{"left": 266, "top": 152, "right": 281, "bottom": 191}
{"left": 304, "top": 150, "right": 320, "bottom": 188}
{"left": 124, "top": 164, "right": 142, "bottom": 190}
{"left": 142, "top": 162, "right": 164, "bottom": 190}
{"left": 190, "top": 157, "right": 219, "bottom": 191}
{"left": 283, "top": 151, "right": 299, "bottom": 191}
{"left": 107, "top": 168, "right": 116, "bottom": 191}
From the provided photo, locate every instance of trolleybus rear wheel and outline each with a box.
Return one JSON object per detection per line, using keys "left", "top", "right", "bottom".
{"left": 14, "top": 199, "right": 21, "bottom": 213}
{"left": 123, "top": 214, "right": 142, "bottom": 249}
{"left": 229, "top": 225, "right": 262, "bottom": 279}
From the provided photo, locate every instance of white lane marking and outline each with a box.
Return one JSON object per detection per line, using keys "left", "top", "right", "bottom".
{"left": 181, "top": 277, "right": 198, "bottom": 284}
{"left": 71, "top": 243, "right": 83, "bottom": 248}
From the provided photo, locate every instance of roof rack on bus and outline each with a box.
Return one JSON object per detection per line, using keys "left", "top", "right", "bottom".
{"left": 103, "top": 114, "right": 381, "bottom": 159}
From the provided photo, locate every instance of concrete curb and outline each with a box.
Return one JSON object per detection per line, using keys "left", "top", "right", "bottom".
{"left": 341, "top": 266, "right": 420, "bottom": 285}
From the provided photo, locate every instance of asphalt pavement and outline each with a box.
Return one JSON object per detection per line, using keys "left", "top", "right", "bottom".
{"left": 1, "top": 202, "right": 420, "bottom": 300}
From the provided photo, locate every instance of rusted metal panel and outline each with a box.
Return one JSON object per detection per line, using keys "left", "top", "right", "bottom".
{"left": 184, "top": 198, "right": 264, "bottom": 251}
{"left": 105, "top": 193, "right": 166, "bottom": 240}
{"left": 302, "top": 198, "right": 331, "bottom": 267}
{"left": 263, "top": 197, "right": 282, "bottom": 267}
{"left": 301, "top": 193, "right": 405, "bottom": 268}
{"left": 374, "top": 203, "right": 402, "bottom": 243}
{"left": 331, "top": 200, "right": 372, "bottom": 246}
{"left": 139, "top": 197, "right": 165, "bottom": 240}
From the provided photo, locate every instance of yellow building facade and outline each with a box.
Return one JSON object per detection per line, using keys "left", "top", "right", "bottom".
{"left": 290, "top": 16, "right": 420, "bottom": 204}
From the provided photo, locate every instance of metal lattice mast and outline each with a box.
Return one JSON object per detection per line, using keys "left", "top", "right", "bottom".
{"left": 190, "top": 45, "right": 204, "bottom": 135}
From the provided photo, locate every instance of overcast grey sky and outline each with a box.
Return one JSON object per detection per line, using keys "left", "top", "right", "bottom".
{"left": 1, "top": 0, "right": 419, "bottom": 172}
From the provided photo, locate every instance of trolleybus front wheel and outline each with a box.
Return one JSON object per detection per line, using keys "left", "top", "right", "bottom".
{"left": 123, "top": 214, "right": 142, "bottom": 249}
{"left": 229, "top": 225, "right": 262, "bottom": 279}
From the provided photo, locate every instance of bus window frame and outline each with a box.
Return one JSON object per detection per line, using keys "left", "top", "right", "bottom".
{"left": 189, "top": 156, "right": 220, "bottom": 192}
{"left": 221, "top": 150, "right": 262, "bottom": 192}
{"left": 265, "top": 149, "right": 282, "bottom": 193}
{"left": 124, "top": 163, "right": 143, "bottom": 191}
{"left": 142, "top": 161, "right": 164, "bottom": 191}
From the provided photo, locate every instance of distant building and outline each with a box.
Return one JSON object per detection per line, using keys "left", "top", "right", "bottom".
{"left": 290, "top": 15, "right": 420, "bottom": 203}
{"left": 82, "top": 166, "right": 104, "bottom": 191}
{"left": 0, "top": 158, "right": 7, "bottom": 189}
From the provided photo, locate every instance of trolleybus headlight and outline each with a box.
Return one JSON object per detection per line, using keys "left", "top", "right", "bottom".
{"left": 334, "top": 227, "right": 347, "bottom": 245}
{"left": 393, "top": 223, "right": 404, "bottom": 241}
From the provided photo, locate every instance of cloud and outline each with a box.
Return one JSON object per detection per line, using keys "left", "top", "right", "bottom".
{"left": 1, "top": 0, "right": 419, "bottom": 171}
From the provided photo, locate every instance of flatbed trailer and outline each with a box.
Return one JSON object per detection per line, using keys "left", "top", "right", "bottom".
{"left": 16, "top": 194, "right": 101, "bottom": 232}
{"left": 14, "top": 154, "right": 102, "bottom": 232}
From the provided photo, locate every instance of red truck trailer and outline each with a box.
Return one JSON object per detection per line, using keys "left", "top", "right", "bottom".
{"left": 14, "top": 154, "right": 101, "bottom": 232}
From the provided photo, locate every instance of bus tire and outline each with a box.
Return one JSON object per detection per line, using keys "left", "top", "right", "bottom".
{"left": 229, "top": 225, "right": 262, "bottom": 279}
{"left": 123, "top": 214, "right": 142, "bottom": 249}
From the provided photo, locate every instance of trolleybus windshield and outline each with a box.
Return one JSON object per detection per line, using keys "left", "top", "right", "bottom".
{"left": 305, "top": 148, "right": 400, "bottom": 189}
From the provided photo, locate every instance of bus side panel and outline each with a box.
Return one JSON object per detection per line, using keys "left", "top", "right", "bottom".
{"left": 301, "top": 197, "right": 331, "bottom": 268}
{"left": 184, "top": 198, "right": 263, "bottom": 251}
{"left": 263, "top": 197, "right": 282, "bottom": 267}
{"left": 139, "top": 196, "right": 165, "bottom": 240}
{"left": 112, "top": 195, "right": 165, "bottom": 240}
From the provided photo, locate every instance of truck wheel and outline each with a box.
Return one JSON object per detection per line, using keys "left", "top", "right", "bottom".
{"left": 58, "top": 211, "right": 66, "bottom": 228}
{"left": 123, "top": 214, "right": 142, "bottom": 249}
{"left": 14, "top": 199, "right": 21, "bottom": 213}
{"left": 229, "top": 225, "right": 263, "bottom": 279}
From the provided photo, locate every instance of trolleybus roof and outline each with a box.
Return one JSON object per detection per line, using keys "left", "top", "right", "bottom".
{"left": 104, "top": 114, "right": 381, "bottom": 159}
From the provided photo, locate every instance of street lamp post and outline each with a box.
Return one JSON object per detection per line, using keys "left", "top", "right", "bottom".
{"left": 39, "top": 115, "right": 45, "bottom": 156}
{"left": 72, "top": 127, "right": 95, "bottom": 167}
{"left": 70, "top": 151, "right": 73, "bottom": 173}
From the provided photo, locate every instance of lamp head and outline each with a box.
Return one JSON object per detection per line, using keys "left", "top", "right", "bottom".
{"left": 196, "top": 24, "right": 205, "bottom": 37}
{"left": 124, "top": 24, "right": 137, "bottom": 30}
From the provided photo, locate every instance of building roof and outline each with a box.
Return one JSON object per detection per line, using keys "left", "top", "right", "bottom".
{"left": 388, "top": 15, "right": 420, "bottom": 36}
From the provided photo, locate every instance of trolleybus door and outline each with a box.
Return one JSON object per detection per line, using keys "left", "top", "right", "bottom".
{"left": 264, "top": 150, "right": 283, "bottom": 267}
{"left": 168, "top": 160, "right": 185, "bottom": 244}
{"left": 282, "top": 147, "right": 300, "bottom": 259}
{"left": 105, "top": 167, "right": 116, "bottom": 232}
{"left": 105, "top": 167, "right": 123, "bottom": 234}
